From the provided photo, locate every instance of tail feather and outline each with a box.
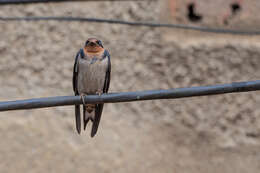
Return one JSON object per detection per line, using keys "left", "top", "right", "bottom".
{"left": 82, "top": 104, "right": 104, "bottom": 137}
{"left": 83, "top": 106, "right": 94, "bottom": 130}
{"left": 75, "top": 105, "right": 81, "bottom": 134}
{"left": 91, "top": 104, "right": 104, "bottom": 137}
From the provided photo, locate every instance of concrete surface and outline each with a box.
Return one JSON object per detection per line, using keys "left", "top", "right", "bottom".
{"left": 0, "top": 0, "right": 260, "bottom": 173}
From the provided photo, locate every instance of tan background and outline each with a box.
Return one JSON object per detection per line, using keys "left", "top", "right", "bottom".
{"left": 0, "top": 0, "right": 260, "bottom": 172}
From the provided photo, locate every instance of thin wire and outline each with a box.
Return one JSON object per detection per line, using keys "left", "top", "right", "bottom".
{"left": 0, "top": 0, "right": 140, "bottom": 4}
{"left": 0, "top": 16, "right": 259, "bottom": 35}
{"left": 0, "top": 80, "right": 260, "bottom": 112}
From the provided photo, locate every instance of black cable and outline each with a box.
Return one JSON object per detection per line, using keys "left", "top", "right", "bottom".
{"left": 0, "top": 16, "right": 259, "bottom": 35}
{"left": 0, "top": 0, "right": 138, "bottom": 5}
{"left": 0, "top": 80, "right": 260, "bottom": 112}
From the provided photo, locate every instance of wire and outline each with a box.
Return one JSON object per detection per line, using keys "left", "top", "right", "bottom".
{"left": 0, "top": 0, "right": 138, "bottom": 5}
{"left": 0, "top": 16, "right": 259, "bottom": 35}
{"left": 0, "top": 80, "right": 260, "bottom": 112}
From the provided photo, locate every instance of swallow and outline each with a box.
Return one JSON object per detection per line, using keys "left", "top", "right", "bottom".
{"left": 73, "top": 38, "right": 111, "bottom": 137}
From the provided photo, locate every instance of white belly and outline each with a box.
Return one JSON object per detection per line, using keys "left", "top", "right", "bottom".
{"left": 77, "top": 58, "right": 108, "bottom": 94}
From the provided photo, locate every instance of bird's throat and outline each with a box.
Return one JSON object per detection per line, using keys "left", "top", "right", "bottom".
{"left": 84, "top": 46, "right": 104, "bottom": 54}
{"left": 83, "top": 47, "right": 104, "bottom": 59}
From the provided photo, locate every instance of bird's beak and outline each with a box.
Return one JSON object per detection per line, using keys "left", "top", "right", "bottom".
{"left": 89, "top": 42, "right": 96, "bottom": 47}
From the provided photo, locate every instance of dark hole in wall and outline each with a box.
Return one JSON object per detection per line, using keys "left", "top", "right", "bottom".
{"left": 231, "top": 3, "right": 241, "bottom": 15}
{"left": 224, "top": 3, "right": 242, "bottom": 25}
{"left": 187, "top": 3, "right": 203, "bottom": 22}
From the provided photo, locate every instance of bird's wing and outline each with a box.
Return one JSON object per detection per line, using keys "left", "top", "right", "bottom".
{"left": 73, "top": 49, "right": 84, "bottom": 94}
{"left": 91, "top": 50, "right": 111, "bottom": 137}
{"left": 73, "top": 49, "right": 84, "bottom": 134}
{"left": 103, "top": 50, "right": 111, "bottom": 93}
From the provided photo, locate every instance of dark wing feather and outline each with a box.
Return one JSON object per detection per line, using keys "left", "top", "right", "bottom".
{"left": 73, "top": 49, "right": 83, "bottom": 134}
{"left": 103, "top": 50, "right": 111, "bottom": 93}
{"left": 91, "top": 50, "right": 111, "bottom": 137}
{"left": 91, "top": 104, "right": 104, "bottom": 137}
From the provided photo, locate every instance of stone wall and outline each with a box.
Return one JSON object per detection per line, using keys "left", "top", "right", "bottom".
{"left": 167, "top": 0, "right": 260, "bottom": 29}
{"left": 0, "top": 1, "right": 260, "bottom": 173}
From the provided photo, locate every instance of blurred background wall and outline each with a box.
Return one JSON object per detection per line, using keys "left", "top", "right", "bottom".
{"left": 0, "top": 0, "right": 260, "bottom": 172}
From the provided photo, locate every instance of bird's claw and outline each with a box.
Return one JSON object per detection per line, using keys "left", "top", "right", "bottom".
{"left": 96, "top": 91, "right": 102, "bottom": 96}
{"left": 80, "top": 94, "right": 87, "bottom": 105}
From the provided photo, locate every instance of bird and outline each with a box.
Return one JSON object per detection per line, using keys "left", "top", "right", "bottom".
{"left": 73, "top": 38, "right": 111, "bottom": 137}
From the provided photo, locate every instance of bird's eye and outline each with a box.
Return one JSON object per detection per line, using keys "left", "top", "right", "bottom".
{"left": 96, "top": 40, "right": 103, "bottom": 47}
{"left": 85, "top": 41, "right": 89, "bottom": 46}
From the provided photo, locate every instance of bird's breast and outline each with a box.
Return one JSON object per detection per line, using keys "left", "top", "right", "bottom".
{"left": 77, "top": 57, "right": 108, "bottom": 94}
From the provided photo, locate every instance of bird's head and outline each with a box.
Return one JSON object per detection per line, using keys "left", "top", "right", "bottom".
{"left": 84, "top": 38, "right": 104, "bottom": 53}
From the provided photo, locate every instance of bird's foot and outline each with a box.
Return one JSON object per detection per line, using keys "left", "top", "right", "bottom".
{"left": 80, "top": 94, "right": 87, "bottom": 105}
{"left": 96, "top": 91, "right": 102, "bottom": 96}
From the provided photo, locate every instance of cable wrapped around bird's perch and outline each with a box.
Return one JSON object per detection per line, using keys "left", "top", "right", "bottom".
{"left": 0, "top": 80, "right": 260, "bottom": 112}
